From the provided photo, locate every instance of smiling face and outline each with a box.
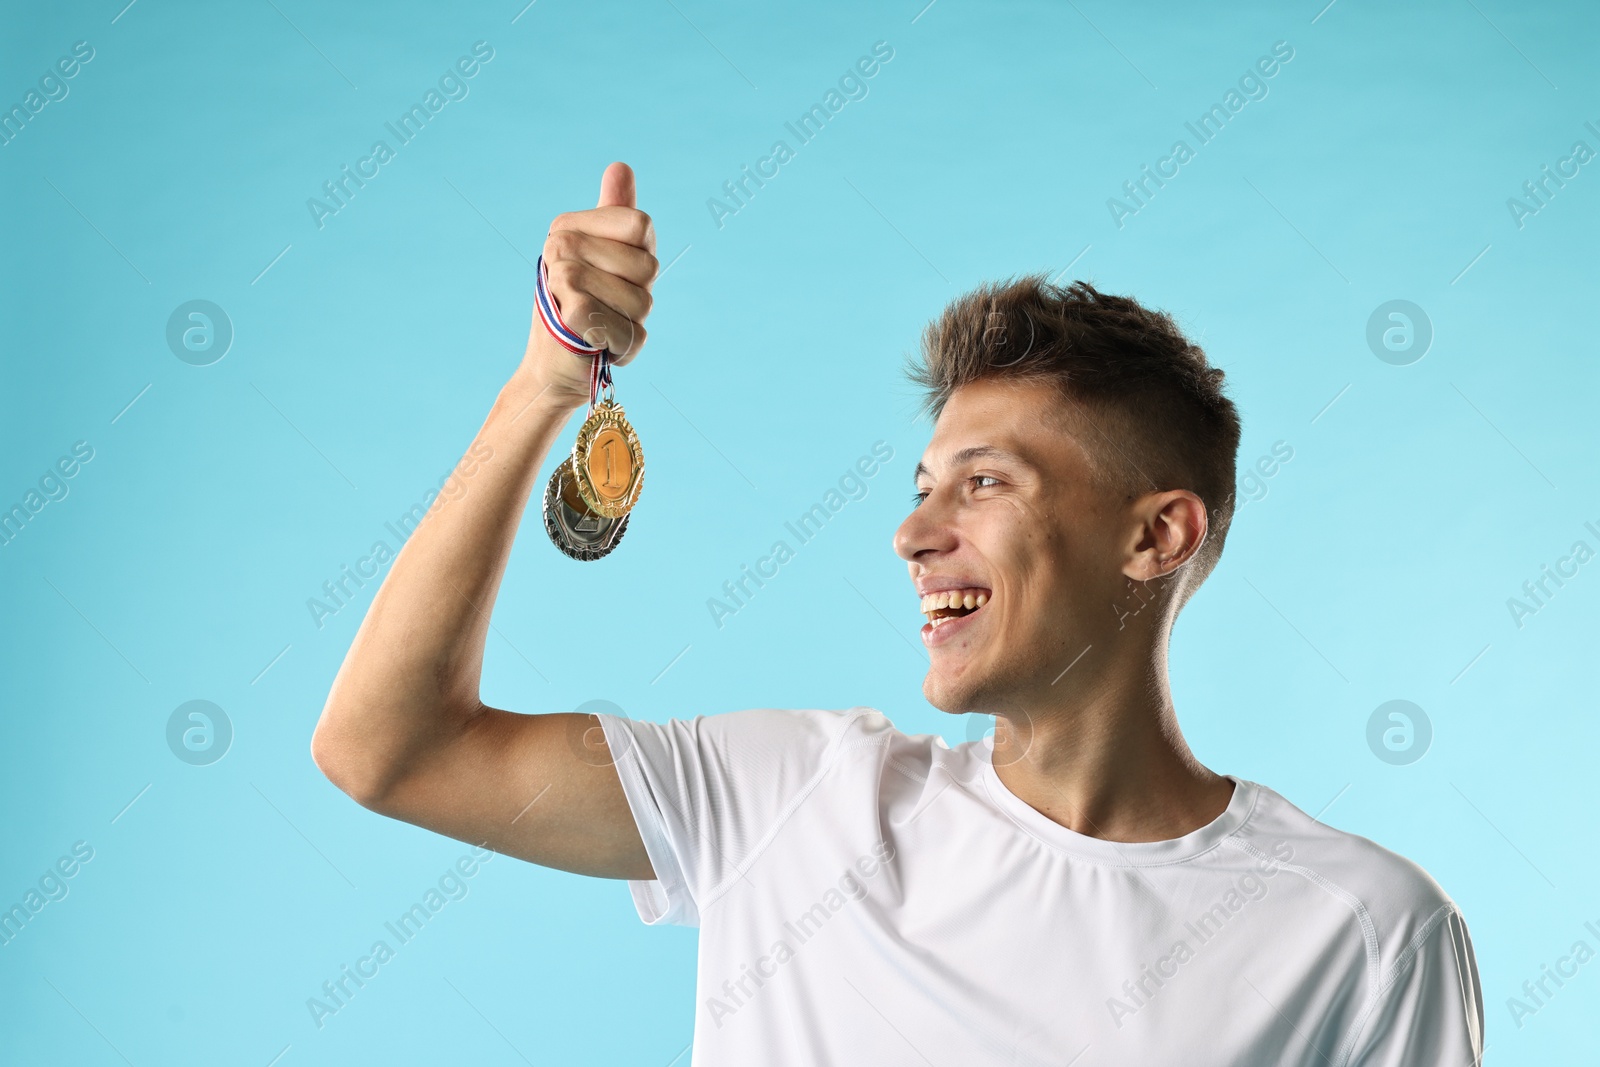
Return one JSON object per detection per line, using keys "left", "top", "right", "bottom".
{"left": 894, "top": 377, "right": 1139, "bottom": 715}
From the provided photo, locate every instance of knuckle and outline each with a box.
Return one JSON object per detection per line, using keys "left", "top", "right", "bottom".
{"left": 632, "top": 210, "right": 654, "bottom": 244}
{"left": 549, "top": 257, "right": 585, "bottom": 291}
{"left": 543, "top": 263, "right": 568, "bottom": 298}
{"left": 576, "top": 298, "right": 607, "bottom": 330}
{"left": 546, "top": 228, "right": 582, "bottom": 259}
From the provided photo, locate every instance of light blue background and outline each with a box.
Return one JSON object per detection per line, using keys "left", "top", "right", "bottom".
{"left": 2, "top": 0, "right": 1596, "bottom": 1063}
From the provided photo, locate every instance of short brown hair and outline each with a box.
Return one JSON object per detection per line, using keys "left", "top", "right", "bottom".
{"left": 906, "top": 272, "right": 1242, "bottom": 589}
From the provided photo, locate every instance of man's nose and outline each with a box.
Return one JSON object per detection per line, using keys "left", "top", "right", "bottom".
{"left": 893, "top": 492, "right": 957, "bottom": 562}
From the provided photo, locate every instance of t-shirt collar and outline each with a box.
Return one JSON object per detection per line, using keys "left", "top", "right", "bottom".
{"left": 978, "top": 751, "right": 1259, "bottom": 865}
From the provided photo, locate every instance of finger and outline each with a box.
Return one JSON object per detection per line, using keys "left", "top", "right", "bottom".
{"left": 544, "top": 229, "right": 658, "bottom": 289}
{"left": 549, "top": 206, "right": 655, "bottom": 255}
{"left": 540, "top": 292, "right": 644, "bottom": 363}
{"left": 572, "top": 303, "right": 647, "bottom": 362}
{"left": 545, "top": 258, "right": 652, "bottom": 344}
{"left": 562, "top": 259, "right": 651, "bottom": 324}
{"left": 603, "top": 322, "right": 648, "bottom": 366}
{"left": 596, "top": 161, "right": 636, "bottom": 209}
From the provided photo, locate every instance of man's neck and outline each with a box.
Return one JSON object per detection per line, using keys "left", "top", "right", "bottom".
{"left": 986, "top": 658, "right": 1234, "bottom": 844}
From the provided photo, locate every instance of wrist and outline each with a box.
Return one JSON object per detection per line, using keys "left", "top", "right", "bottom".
{"left": 504, "top": 362, "right": 586, "bottom": 418}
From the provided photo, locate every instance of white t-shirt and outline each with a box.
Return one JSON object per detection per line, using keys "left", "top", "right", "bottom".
{"left": 596, "top": 706, "right": 1484, "bottom": 1066}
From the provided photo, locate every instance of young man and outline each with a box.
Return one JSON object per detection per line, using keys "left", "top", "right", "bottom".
{"left": 312, "top": 162, "right": 1484, "bottom": 1065}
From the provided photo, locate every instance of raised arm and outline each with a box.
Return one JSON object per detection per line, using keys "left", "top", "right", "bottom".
{"left": 310, "top": 162, "right": 659, "bottom": 880}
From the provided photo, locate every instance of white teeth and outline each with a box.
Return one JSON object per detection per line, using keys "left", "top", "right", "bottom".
{"left": 918, "top": 588, "right": 990, "bottom": 616}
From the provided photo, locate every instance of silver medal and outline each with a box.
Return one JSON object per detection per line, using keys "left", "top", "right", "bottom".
{"left": 542, "top": 459, "right": 630, "bottom": 561}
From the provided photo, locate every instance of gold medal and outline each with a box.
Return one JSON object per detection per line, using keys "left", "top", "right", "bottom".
{"left": 530, "top": 259, "right": 643, "bottom": 558}
{"left": 570, "top": 398, "right": 644, "bottom": 519}
{"left": 540, "top": 387, "right": 642, "bottom": 561}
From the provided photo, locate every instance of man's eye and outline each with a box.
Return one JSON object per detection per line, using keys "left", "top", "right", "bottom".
{"left": 973, "top": 475, "right": 1001, "bottom": 490}
{"left": 910, "top": 490, "right": 930, "bottom": 508}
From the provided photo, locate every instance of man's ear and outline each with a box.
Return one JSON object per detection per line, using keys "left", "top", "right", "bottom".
{"left": 1122, "top": 489, "right": 1208, "bottom": 582}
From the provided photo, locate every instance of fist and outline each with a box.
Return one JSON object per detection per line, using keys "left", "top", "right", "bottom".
{"left": 523, "top": 161, "right": 659, "bottom": 409}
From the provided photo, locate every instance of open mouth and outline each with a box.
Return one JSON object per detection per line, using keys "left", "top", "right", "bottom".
{"left": 919, "top": 588, "right": 990, "bottom": 630}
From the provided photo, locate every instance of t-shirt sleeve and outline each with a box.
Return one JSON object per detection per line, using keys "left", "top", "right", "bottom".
{"left": 594, "top": 706, "right": 865, "bottom": 928}
{"left": 1343, "top": 905, "right": 1485, "bottom": 1067}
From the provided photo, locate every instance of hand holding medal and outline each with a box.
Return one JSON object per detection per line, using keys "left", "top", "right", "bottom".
{"left": 525, "top": 163, "right": 657, "bottom": 561}
{"left": 539, "top": 297, "right": 644, "bottom": 560}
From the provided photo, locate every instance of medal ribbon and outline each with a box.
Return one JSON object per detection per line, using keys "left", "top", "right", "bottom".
{"left": 535, "top": 253, "right": 613, "bottom": 409}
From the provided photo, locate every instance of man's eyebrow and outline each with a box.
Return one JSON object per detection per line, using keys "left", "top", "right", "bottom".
{"left": 913, "top": 446, "right": 1031, "bottom": 483}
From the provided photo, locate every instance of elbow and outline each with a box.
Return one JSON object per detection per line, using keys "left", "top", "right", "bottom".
{"left": 310, "top": 714, "right": 393, "bottom": 811}
{"left": 310, "top": 689, "right": 478, "bottom": 814}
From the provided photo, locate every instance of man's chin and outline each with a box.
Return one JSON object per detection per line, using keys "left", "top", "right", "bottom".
{"left": 921, "top": 670, "right": 987, "bottom": 715}
{"left": 923, "top": 659, "right": 1045, "bottom": 719}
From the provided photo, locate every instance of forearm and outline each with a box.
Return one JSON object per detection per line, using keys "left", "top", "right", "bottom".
{"left": 312, "top": 363, "right": 579, "bottom": 800}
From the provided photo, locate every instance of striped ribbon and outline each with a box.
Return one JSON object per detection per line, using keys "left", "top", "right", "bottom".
{"left": 535, "top": 253, "right": 613, "bottom": 405}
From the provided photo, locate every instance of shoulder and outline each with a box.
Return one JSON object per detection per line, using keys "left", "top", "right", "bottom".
{"left": 602, "top": 705, "right": 904, "bottom": 775}
{"left": 1233, "top": 780, "right": 1466, "bottom": 975}
{"left": 1234, "top": 783, "right": 1487, "bottom": 1063}
{"left": 646, "top": 705, "right": 897, "bottom": 747}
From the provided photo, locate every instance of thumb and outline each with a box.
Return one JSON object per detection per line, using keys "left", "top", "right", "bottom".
{"left": 596, "top": 161, "right": 636, "bottom": 209}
